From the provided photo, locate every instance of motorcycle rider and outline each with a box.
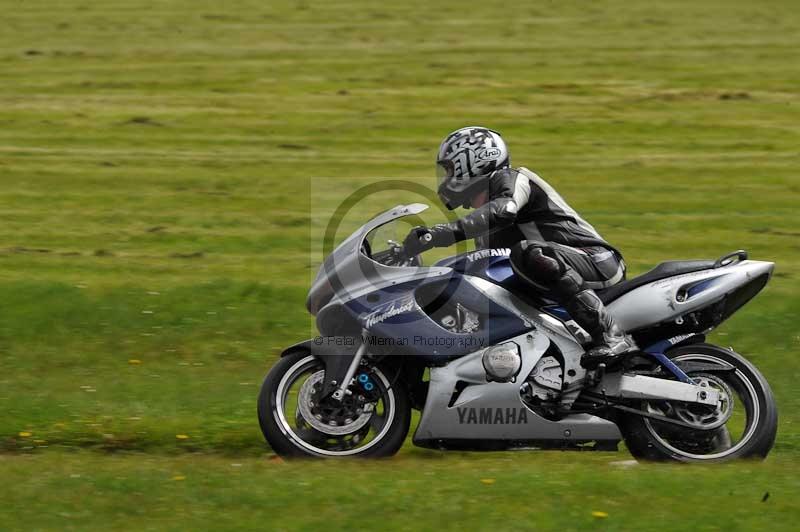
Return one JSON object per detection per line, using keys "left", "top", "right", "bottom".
{"left": 403, "top": 126, "right": 635, "bottom": 367}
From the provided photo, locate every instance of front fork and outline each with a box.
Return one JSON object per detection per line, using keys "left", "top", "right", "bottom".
{"left": 330, "top": 330, "right": 369, "bottom": 401}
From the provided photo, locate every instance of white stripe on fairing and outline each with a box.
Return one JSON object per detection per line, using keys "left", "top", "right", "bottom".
{"left": 517, "top": 167, "right": 604, "bottom": 241}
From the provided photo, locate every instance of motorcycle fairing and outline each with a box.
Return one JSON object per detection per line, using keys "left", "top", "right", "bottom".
{"left": 330, "top": 274, "right": 532, "bottom": 362}
{"left": 306, "top": 203, "right": 452, "bottom": 316}
{"left": 434, "top": 250, "right": 537, "bottom": 298}
{"left": 301, "top": 272, "right": 535, "bottom": 396}
{"left": 413, "top": 328, "right": 622, "bottom": 445}
{"left": 607, "top": 260, "right": 773, "bottom": 332}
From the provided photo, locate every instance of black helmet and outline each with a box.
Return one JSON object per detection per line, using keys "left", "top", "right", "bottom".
{"left": 436, "top": 126, "right": 510, "bottom": 209}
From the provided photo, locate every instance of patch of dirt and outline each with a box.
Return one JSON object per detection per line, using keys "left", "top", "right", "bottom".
{"left": 120, "top": 116, "right": 164, "bottom": 127}
{"left": 5, "top": 247, "right": 51, "bottom": 254}
{"left": 637, "top": 90, "right": 753, "bottom": 102}
{"left": 536, "top": 83, "right": 582, "bottom": 91}
{"left": 278, "top": 144, "right": 310, "bottom": 150}
{"left": 718, "top": 92, "right": 751, "bottom": 100}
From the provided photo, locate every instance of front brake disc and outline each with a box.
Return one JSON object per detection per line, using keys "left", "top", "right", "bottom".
{"left": 297, "top": 370, "right": 373, "bottom": 435}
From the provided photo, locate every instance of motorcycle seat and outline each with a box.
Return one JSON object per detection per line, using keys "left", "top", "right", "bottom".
{"left": 597, "top": 259, "right": 716, "bottom": 304}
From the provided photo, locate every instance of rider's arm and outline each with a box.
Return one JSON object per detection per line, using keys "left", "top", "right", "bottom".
{"left": 430, "top": 168, "right": 531, "bottom": 244}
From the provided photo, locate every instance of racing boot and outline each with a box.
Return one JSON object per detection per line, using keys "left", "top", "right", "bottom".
{"left": 564, "top": 289, "right": 636, "bottom": 368}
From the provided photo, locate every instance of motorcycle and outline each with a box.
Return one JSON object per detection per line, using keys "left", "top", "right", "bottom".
{"left": 258, "top": 203, "right": 778, "bottom": 461}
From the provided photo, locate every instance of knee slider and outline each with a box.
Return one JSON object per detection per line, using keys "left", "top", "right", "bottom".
{"left": 523, "top": 246, "right": 562, "bottom": 282}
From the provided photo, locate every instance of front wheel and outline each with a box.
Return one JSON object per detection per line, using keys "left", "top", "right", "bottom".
{"left": 621, "top": 344, "right": 778, "bottom": 462}
{"left": 258, "top": 352, "right": 411, "bottom": 458}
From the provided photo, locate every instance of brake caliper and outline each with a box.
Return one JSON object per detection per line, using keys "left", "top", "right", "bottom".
{"left": 356, "top": 372, "right": 381, "bottom": 402}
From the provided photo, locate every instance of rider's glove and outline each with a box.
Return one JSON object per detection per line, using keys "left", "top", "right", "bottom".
{"left": 429, "top": 224, "right": 459, "bottom": 246}
{"left": 403, "top": 224, "right": 457, "bottom": 256}
{"left": 403, "top": 226, "right": 435, "bottom": 257}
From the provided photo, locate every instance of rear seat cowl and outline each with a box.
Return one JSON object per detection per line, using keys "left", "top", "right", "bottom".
{"left": 598, "top": 260, "right": 717, "bottom": 304}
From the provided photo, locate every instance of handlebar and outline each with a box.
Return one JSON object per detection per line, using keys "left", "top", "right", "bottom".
{"left": 369, "top": 239, "right": 421, "bottom": 267}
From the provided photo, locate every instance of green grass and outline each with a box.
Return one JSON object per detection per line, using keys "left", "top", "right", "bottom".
{"left": 1, "top": 0, "right": 799, "bottom": 529}
{"left": 2, "top": 451, "right": 799, "bottom": 531}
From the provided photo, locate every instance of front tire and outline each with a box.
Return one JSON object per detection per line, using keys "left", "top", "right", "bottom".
{"left": 258, "top": 352, "right": 411, "bottom": 458}
{"left": 621, "top": 343, "right": 778, "bottom": 462}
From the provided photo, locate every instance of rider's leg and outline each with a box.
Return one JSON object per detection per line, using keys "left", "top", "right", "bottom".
{"left": 561, "top": 288, "right": 635, "bottom": 367}
{"left": 510, "top": 242, "right": 634, "bottom": 367}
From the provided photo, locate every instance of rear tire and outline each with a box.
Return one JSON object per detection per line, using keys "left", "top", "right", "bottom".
{"left": 621, "top": 343, "right": 777, "bottom": 462}
{"left": 258, "top": 352, "right": 411, "bottom": 458}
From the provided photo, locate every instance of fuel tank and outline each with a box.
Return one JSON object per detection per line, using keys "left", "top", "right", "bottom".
{"left": 434, "top": 248, "right": 532, "bottom": 295}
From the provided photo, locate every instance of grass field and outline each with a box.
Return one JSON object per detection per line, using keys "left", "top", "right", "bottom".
{"left": 1, "top": 0, "right": 799, "bottom": 529}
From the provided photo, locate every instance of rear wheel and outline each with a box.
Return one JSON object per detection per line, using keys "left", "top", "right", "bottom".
{"left": 621, "top": 344, "right": 777, "bottom": 462}
{"left": 258, "top": 352, "right": 411, "bottom": 458}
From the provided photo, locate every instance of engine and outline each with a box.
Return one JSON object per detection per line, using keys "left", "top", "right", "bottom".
{"left": 438, "top": 303, "right": 480, "bottom": 334}
{"left": 520, "top": 355, "right": 564, "bottom": 419}
{"left": 482, "top": 343, "right": 522, "bottom": 382}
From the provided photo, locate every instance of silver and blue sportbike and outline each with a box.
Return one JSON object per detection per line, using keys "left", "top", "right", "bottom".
{"left": 259, "top": 204, "right": 778, "bottom": 461}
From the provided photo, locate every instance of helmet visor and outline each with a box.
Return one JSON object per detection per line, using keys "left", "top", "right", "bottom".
{"left": 436, "top": 160, "right": 454, "bottom": 184}
{"left": 437, "top": 183, "right": 458, "bottom": 210}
